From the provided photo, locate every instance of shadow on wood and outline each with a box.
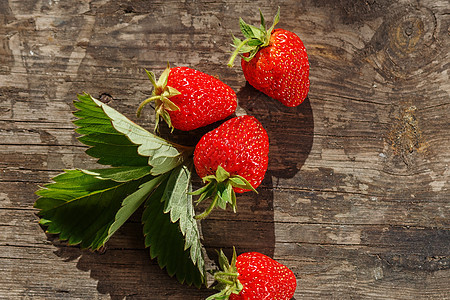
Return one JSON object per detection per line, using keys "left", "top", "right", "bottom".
{"left": 201, "top": 83, "right": 314, "bottom": 260}
{"left": 50, "top": 224, "right": 212, "bottom": 300}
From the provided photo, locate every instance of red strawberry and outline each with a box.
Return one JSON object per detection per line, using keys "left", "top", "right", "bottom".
{"left": 137, "top": 64, "right": 237, "bottom": 131}
{"left": 207, "top": 248, "right": 297, "bottom": 300}
{"left": 228, "top": 8, "right": 310, "bottom": 107}
{"left": 192, "top": 115, "right": 269, "bottom": 219}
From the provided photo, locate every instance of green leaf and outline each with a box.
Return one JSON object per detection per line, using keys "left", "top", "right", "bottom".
{"left": 74, "top": 93, "right": 191, "bottom": 174}
{"left": 74, "top": 95, "right": 148, "bottom": 167}
{"left": 162, "top": 164, "right": 204, "bottom": 274}
{"left": 206, "top": 247, "right": 242, "bottom": 300}
{"left": 81, "top": 166, "right": 152, "bottom": 182}
{"left": 106, "top": 174, "right": 167, "bottom": 242}
{"left": 218, "top": 249, "right": 231, "bottom": 271}
{"left": 35, "top": 169, "right": 154, "bottom": 250}
{"left": 138, "top": 65, "right": 183, "bottom": 132}
{"left": 37, "top": 92, "right": 205, "bottom": 287}
{"left": 142, "top": 167, "right": 205, "bottom": 287}
{"left": 189, "top": 181, "right": 213, "bottom": 196}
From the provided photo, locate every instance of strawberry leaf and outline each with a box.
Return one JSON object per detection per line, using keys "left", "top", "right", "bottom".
{"left": 74, "top": 95, "right": 148, "bottom": 167}
{"left": 34, "top": 169, "right": 155, "bottom": 250}
{"left": 74, "top": 93, "right": 192, "bottom": 174}
{"left": 106, "top": 174, "right": 167, "bottom": 242}
{"left": 81, "top": 165, "right": 152, "bottom": 182}
{"left": 142, "top": 164, "right": 205, "bottom": 287}
{"left": 36, "top": 93, "right": 206, "bottom": 287}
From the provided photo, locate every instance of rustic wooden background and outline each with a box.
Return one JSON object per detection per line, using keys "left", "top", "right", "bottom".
{"left": 1, "top": 0, "right": 449, "bottom": 299}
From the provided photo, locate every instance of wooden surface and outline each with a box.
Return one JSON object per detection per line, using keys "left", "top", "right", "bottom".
{"left": 1, "top": 0, "right": 449, "bottom": 299}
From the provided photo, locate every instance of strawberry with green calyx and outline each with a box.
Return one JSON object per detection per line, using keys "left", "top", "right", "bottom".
{"left": 228, "top": 7, "right": 310, "bottom": 107}
{"left": 137, "top": 64, "right": 237, "bottom": 132}
{"left": 207, "top": 248, "right": 297, "bottom": 300}
{"left": 192, "top": 115, "right": 269, "bottom": 219}
{"left": 137, "top": 65, "right": 181, "bottom": 131}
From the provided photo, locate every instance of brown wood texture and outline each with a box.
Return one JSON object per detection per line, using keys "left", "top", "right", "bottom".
{"left": 1, "top": 0, "right": 449, "bottom": 299}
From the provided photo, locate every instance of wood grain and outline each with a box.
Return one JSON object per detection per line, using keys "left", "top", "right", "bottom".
{"left": 1, "top": 0, "right": 449, "bottom": 299}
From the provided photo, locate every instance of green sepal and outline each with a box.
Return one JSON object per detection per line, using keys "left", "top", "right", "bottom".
{"left": 259, "top": 8, "right": 266, "bottom": 32}
{"left": 206, "top": 247, "right": 243, "bottom": 300}
{"left": 228, "top": 7, "right": 281, "bottom": 67}
{"left": 215, "top": 165, "right": 231, "bottom": 182}
{"left": 137, "top": 64, "right": 182, "bottom": 132}
{"left": 157, "top": 64, "right": 170, "bottom": 89}
{"left": 192, "top": 166, "right": 257, "bottom": 219}
{"left": 228, "top": 175, "right": 257, "bottom": 193}
{"left": 239, "top": 18, "right": 255, "bottom": 39}
{"left": 216, "top": 182, "right": 229, "bottom": 210}
{"left": 145, "top": 69, "right": 157, "bottom": 87}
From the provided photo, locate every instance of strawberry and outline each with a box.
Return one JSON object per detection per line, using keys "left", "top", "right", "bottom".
{"left": 207, "top": 248, "right": 297, "bottom": 300}
{"left": 137, "top": 64, "right": 237, "bottom": 131}
{"left": 192, "top": 115, "right": 269, "bottom": 219}
{"left": 228, "top": 8, "right": 310, "bottom": 107}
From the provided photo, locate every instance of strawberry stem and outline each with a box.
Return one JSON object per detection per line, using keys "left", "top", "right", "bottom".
{"left": 227, "top": 37, "right": 252, "bottom": 67}
{"left": 215, "top": 272, "right": 239, "bottom": 278}
{"left": 194, "top": 194, "right": 219, "bottom": 220}
{"left": 136, "top": 95, "right": 162, "bottom": 117}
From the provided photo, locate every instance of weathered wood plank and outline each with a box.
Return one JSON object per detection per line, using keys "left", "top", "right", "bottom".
{"left": 1, "top": 0, "right": 449, "bottom": 299}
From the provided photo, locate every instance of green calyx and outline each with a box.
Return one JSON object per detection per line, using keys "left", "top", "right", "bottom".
{"left": 206, "top": 247, "right": 243, "bottom": 300}
{"left": 228, "top": 7, "right": 280, "bottom": 67}
{"left": 136, "top": 63, "right": 181, "bottom": 132}
{"left": 191, "top": 166, "right": 257, "bottom": 220}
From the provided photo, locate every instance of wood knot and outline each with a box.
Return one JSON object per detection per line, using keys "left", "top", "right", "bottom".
{"left": 384, "top": 6, "right": 438, "bottom": 73}
{"left": 361, "top": 4, "right": 445, "bottom": 81}
{"left": 390, "top": 16, "right": 425, "bottom": 55}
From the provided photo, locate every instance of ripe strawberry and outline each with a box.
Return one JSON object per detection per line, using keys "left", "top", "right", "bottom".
{"left": 137, "top": 64, "right": 237, "bottom": 131}
{"left": 207, "top": 248, "right": 297, "bottom": 300}
{"left": 192, "top": 115, "right": 269, "bottom": 219}
{"left": 228, "top": 8, "right": 310, "bottom": 107}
